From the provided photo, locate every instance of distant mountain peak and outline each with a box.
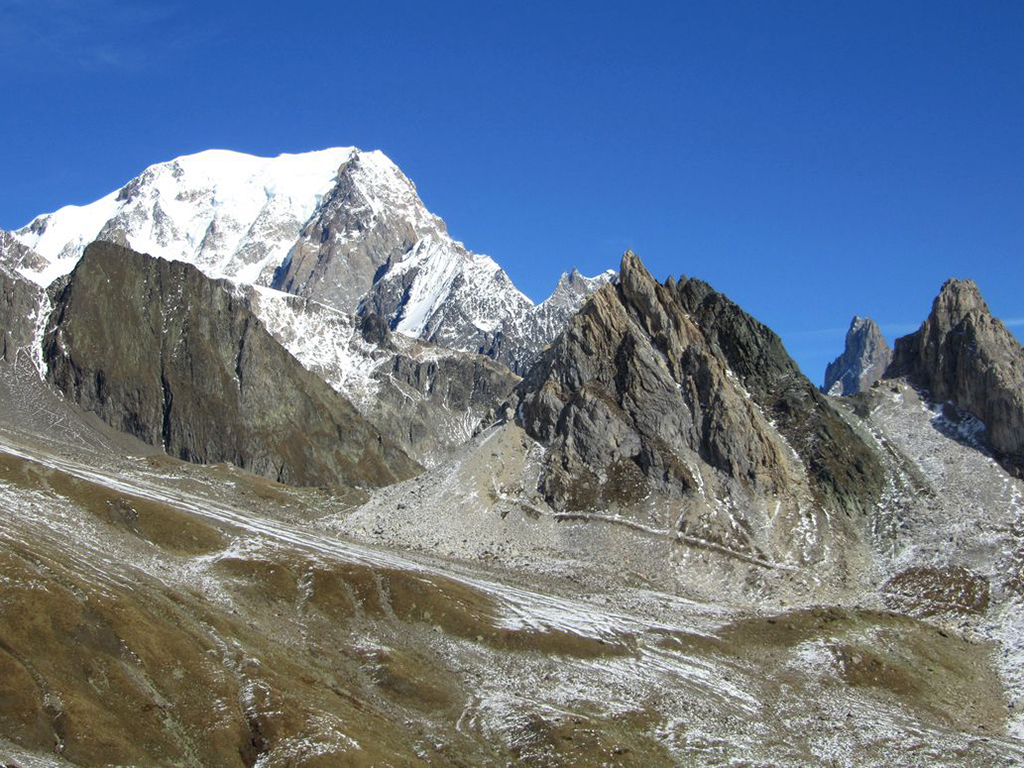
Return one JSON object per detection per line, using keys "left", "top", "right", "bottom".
{"left": 931, "top": 278, "right": 988, "bottom": 328}
{"left": 543, "top": 266, "right": 616, "bottom": 311}
{"left": 13, "top": 146, "right": 356, "bottom": 286}
{"left": 822, "top": 315, "right": 892, "bottom": 396}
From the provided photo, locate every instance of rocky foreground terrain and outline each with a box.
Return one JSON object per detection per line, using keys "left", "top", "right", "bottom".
{"left": 1, "top": 148, "right": 1023, "bottom": 765}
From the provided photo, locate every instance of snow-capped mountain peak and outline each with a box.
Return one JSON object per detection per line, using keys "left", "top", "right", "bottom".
{"left": 14, "top": 147, "right": 355, "bottom": 286}
{"left": 9, "top": 144, "right": 616, "bottom": 375}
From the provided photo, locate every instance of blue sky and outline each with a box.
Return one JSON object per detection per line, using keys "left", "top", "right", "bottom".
{"left": 2, "top": 1, "right": 1022, "bottom": 382}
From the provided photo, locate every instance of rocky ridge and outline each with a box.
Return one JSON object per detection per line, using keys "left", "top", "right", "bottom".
{"left": 500, "top": 251, "right": 884, "bottom": 568}
{"left": 478, "top": 267, "right": 618, "bottom": 373}
{"left": 886, "top": 278, "right": 1024, "bottom": 476}
{"left": 822, "top": 316, "right": 892, "bottom": 395}
{"left": 671, "top": 275, "right": 885, "bottom": 516}
{"left": 272, "top": 150, "right": 447, "bottom": 312}
{"left": 44, "top": 241, "right": 421, "bottom": 488}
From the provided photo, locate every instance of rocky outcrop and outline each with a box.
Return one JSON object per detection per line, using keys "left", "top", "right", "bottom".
{"left": 886, "top": 278, "right": 1024, "bottom": 475}
{"left": 0, "top": 230, "right": 49, "bottom": 277}
{"left": 822, "top": 316, "right": 892, "bottom": 396}
{"left": 0, "top": 268, "right": 41, "bottom": 366}
{"left": 44, "top": 242, "right": 421, "bottom": 488}
{"left": 502, "top": 251, "right": 883, "bottom": 563}
{"left": 672, "top": 274, "right": 885, "bottom": 515}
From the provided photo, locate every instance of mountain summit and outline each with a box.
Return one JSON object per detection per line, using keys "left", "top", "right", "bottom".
{"left": 887, "top": 278, "right": 1024, "bottom": 475}
{"left": 8, "top": 147, "right": 611, "bottom": 372}
{"left": 15, "top": 148, "right": 354, "bottom": 286}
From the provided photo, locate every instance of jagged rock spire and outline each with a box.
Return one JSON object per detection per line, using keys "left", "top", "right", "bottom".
{"left": 822, "top": 316, "right": 892, "bottom": 396}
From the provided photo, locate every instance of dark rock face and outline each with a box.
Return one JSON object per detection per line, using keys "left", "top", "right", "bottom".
{"left": 44, "top": 242, "right": 421, "bottom": 488}
{"left": 0, "top": 264, "right": 41, "bottom": 365}
{"left": 672, "top": 275, "right": 885, "bottom": 516}
{"left": 508, "top": 251, "right": 884, "bottom": 521}
{"left": 822, "top": 316, "right": 892, "bottom": 396}
{"left": 887, "top": 278, "right": 1024, "bottom": 475}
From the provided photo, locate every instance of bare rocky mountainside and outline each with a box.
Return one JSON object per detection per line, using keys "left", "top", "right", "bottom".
{"left": 823, "top": 315, "right": 893, "bottom": 395}
{"left": 886, "top": 277, "right": 1024, "bottom": 476}
{"left": 241, "top": 285, "right": 520, "bottom": 466}
{"left": 1, "top": 151, "right": 1023, "bottom": 764}
{"left": 0, "top": 258, "right": 42, "bottom": 365}
{"left": 44, "top": 241, "right": 420, "bottom": 488}
{"left": 498, "top": 252, "right": 882, "bottom": 581}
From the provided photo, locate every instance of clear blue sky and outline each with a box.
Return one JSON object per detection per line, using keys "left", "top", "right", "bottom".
{"left": 2, "top": 0, "right": 1022, "bottom": 383}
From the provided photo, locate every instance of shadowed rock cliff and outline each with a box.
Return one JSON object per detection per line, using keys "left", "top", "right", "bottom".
{"left": 44, "top": 242, "right": 421, "bottom": 488}
{"left": 0, "top": 266, "right": 41, "bottom": 366}
{"left": 672, "top": 274, "right": 885, "bottom": 515}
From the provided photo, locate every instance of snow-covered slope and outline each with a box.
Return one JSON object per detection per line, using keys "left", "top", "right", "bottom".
{"left": 14, "top": 148, "right": 354, "bottom": 286}
{"left": 360, "top": 237, "right": 616, "bottom": 373}
{"left": 243, "top": 284, "right": 383, "bottom": 407}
